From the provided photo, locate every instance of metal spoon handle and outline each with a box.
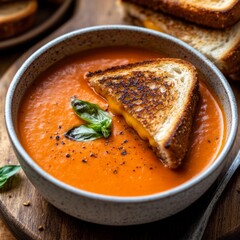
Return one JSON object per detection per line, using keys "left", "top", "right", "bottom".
{"left": 184, "top": 149, "right": 240, "bottom": 240}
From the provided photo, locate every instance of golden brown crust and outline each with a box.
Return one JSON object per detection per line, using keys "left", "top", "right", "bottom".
{"left": 122, "top": 2, "right": 240, "bottom": 77}
{"left": 122, "top": 0, "right": 240, "bottom": 29}
{"left": 88, "top": 58, "right": 199, "bottom": 168}
{"left": 0, "top": 13, "right": 35, "bottom": 39}
{"left": 87, "top": 58, "right": 193, "bottom": 78}
{"left": 0, "top": 0, "right": 37, "bottom": 39}
{"left": 159, "top": 80, "right": 199, "bottom": 168}
{"left": 221, "top": 38, "right": 240, "bottom": 74}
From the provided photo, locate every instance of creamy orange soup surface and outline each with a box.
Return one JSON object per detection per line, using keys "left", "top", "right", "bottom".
{"left": 18, "top": 47, "right": 226, "bottom": 196}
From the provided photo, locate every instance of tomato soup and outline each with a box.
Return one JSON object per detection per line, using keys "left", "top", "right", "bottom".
{"left": 18, "top": 47, "right": 226, "bottom": 196}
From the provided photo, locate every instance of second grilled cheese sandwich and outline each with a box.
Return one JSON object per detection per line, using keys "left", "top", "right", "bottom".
{"left": 87, "top": 58, "right": 199, "bottom": 168}
{"left": 120, "top": 1, "right": 240, "bottom": 77}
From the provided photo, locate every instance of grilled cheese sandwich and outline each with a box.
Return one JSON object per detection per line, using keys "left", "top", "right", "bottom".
{"left": 87, "top": 58, "right": 199, "bottom": 168}
{"left": 121, "top": 0, "right": 240, "bottom": 29}
{"left": 120, "top": 1, "right": 240, "bottom": 78}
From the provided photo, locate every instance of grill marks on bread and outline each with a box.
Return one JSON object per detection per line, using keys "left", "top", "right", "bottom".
{"left": 97, "top": 70, "right": 176, "bottom": 134}
{"left": 121, "top": 1, "right": 240, "bottom": 76}
{"left": 121, "top": 0, "right": 240, "bottom": 29}
{"left": 87, "top": 58, "right": 199, "bottom": 168}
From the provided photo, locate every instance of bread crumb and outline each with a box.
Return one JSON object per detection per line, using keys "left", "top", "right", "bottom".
{"left": 38, "top": 225, "right": 44, "bottom": 231}
{"left": 23, "top": 201, "right": 31, "bottom": 206}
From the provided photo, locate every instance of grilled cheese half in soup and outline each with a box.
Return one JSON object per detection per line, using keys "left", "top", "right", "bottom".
{"left": 87, "top": 58, "right": 199, "bottom": 168}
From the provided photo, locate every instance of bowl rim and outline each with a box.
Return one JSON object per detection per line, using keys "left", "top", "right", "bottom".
{"left": 5, "top": 25, "right": 238, "bottom": 203}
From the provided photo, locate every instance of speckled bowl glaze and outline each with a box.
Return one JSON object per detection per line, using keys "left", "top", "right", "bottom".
{"left": 5, "top": 25, "right": 238, "bottom": 225}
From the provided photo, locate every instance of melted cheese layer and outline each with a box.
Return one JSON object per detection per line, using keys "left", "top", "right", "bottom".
{"left": 107, "top": 96, "right": 157, "bottom": 147}
{"left": 143, "top": 20, "right": 164, "bottom": 32}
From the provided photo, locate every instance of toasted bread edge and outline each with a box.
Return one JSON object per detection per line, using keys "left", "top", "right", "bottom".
{"left": 122, "top": 0, "right": 240, "bottom": 29}
{"left": 88, "top": 58, "right": 200, "bottom": 168}
{"left": 157, "top": 79, "right": 199, "bottom": 168}
{"left": 121, "top": 1, "right": 240, "bottom": 76}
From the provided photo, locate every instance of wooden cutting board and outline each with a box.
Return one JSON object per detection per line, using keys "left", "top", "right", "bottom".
{"left": 1, "top": 0, "right": 240, "bottom": 239}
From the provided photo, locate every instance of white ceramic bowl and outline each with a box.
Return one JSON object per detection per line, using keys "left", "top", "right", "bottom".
{"left": 5, "top": 25, "right": 238, "bottom": 225}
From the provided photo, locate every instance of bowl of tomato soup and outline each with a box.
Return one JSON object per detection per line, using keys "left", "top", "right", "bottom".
{"left": 5, "top": 25, "right": 237, "bottom": 225}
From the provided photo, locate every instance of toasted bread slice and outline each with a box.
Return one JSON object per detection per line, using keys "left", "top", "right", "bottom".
{"left": 87, "top": 58, "right": 199, "bottom": 168}
{"left": 122, "top": 0, "right": 240, "bottom": 29}
{"left": 0, "top": 0, "right": 38, "bottom": 40}
{"left": 120, "top": 1, "right": 240, "bottom": 77}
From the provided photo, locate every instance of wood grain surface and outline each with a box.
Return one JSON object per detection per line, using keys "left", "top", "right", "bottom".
{"left": 1, "top": 0, "right": 240, "bottom": 239}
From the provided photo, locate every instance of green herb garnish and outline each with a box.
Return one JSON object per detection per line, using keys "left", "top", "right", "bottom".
{"left": 0, "top": 165, "right": 21, "bottom": 188}
{"left": 65, "top": 98, "right": 112, "bottom": 142}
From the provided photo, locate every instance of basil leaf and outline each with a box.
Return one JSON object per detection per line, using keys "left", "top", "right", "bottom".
{"left": 67, "top": 98, "right": 112, "bottom": 141}
{"left": 88, "top": 119, "right": 112, "bottom": 138}
{"left": 71, "top": 98, "right": 112, "bottom": 124}
{"left": 0, "top": 165, "right": 21, "bottom": 188}
{"left": 65, "top": 125, "right": 103, "bottom": 142}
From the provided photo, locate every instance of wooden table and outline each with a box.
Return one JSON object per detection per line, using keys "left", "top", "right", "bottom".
{"left": 1, "top": 1, "right": 240, "bottom": 239}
